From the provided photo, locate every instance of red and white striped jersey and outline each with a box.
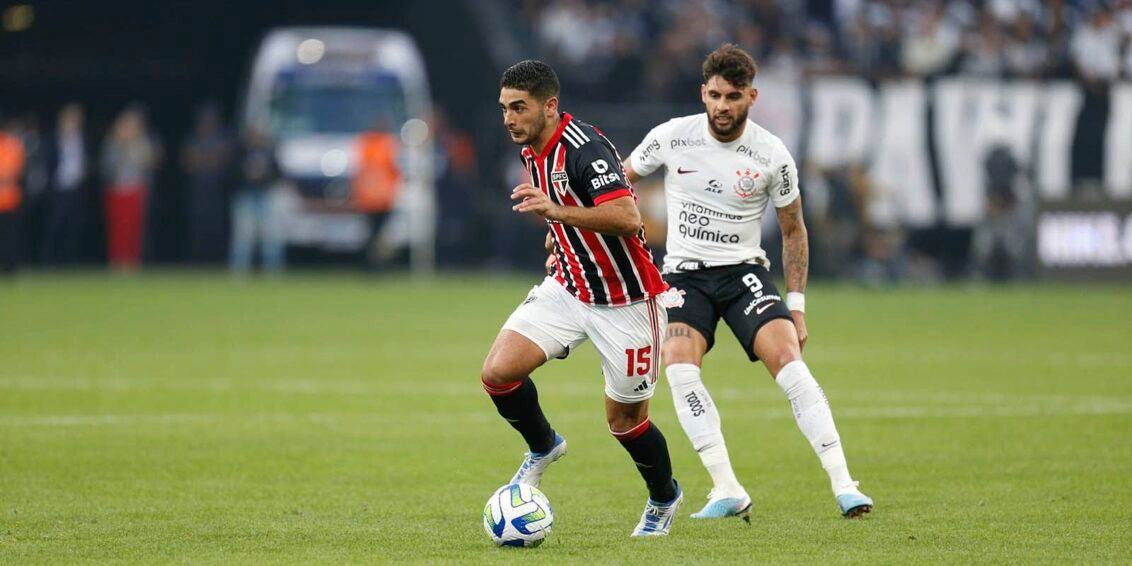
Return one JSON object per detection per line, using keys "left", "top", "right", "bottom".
{"left": 520, "top": 112, "right": 667, "bottom": 306}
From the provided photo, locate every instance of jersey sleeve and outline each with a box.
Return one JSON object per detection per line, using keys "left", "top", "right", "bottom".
{"left": 768, "top": 141, "right": 800, "bottom": 208}
{"left": 570, "top": 140, "right": 632, "bottom": 205}
{"left": 628, "top": 122, "right": 668, "bottom": 177}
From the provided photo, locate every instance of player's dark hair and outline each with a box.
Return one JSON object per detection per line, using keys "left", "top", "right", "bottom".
{"left": 501, "top": 60, "right": 561, "bottom": 102}
{"left": 702, "top": 44, "right": 758, "bottom": 88}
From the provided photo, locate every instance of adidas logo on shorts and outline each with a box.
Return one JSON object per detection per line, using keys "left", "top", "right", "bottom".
{"left": 633, "top": 380, "right": 650, "bottom": 393}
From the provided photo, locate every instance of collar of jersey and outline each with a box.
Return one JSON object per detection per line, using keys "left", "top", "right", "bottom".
{"left": 528, "top": 112, "right": 573, "bottom": 161}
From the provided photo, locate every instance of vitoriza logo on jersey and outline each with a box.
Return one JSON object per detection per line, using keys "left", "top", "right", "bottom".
{"left": 734, "top": 168, "right": 760, "bottom": 199}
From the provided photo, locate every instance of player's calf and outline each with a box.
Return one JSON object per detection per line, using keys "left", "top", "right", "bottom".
{"left": 611, "top": 417, "right": 679, "bottom": 508}
{"left": 666, "top": 363, "right": 747, "bottom": 504}
{"left": 775, "top": 360, "right": 874, "bottom": 516}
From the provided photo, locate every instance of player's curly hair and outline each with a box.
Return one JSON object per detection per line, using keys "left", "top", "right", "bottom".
{"left": 702, "top": 44, "right": 758, "bottom": 87}
{"left": 501, "top": 60, "right": 561, "bottom": 102}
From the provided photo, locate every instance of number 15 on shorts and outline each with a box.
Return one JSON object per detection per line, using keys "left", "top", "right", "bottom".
{"left": 625, "top": 346, "right": 653, "bottom": 379}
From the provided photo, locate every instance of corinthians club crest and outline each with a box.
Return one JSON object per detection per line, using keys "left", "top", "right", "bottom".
{"left": 733, "top": 168, "right": 760, "bottom": 199}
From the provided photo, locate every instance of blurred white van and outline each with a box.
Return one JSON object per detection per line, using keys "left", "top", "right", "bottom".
{"left": 243, "top": 27, "right": 435, "bottom": 272}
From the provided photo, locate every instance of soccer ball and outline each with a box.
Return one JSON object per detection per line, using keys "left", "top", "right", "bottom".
{"left": 483, "top": 483, "right": 554, "bottom": 547}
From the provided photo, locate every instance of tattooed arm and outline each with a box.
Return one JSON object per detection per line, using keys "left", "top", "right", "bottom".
{"left": 776, "top": 196, "right": 809, "bottom": 348}
{"left": 777, "top": 197, "right": 808, "bottom": 294}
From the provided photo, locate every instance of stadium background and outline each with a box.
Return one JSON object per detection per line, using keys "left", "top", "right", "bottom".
{"left": 1, "top": 1, "right": 1130, "bottom": 563}
{"left": 3, "top": 0, "right": 1130, "bottom": 278}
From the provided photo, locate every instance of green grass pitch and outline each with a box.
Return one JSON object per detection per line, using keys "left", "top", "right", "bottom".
{"left": 1, "top": 274, "right": 1130, "bottom": 564}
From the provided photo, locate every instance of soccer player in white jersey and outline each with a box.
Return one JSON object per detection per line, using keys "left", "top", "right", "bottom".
{"left": 483, "top": 60, "right": 682, "bottom": 537}
{"left": 622, "top": 45, "right": 873, "bottom": 519}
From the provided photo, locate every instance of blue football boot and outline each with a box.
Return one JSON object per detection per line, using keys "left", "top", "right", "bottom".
{"left": 510, "top": 433, "right": 567, "bottom": 487}
{"left": 690, "top": 489, "right": 753, "bottom": 523}
{"left": 631, "top": 480, "right": 684, "bottom": 537}
{"left": 836, "top": 483, "right": 873, "bottom": 518}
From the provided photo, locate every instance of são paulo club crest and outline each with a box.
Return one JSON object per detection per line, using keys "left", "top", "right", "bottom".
{"left": 551, "top": 170, "right": 570, "bottom": 197}
{"left": 733, "top": 168, "right": 760, "bottom": 199}
{"left": 551, "top": 151, "right": 570, "bottom": 197}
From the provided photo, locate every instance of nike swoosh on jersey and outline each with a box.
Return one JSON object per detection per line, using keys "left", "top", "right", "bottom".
{"left": 677, "top": 167, "right": 697, "bottom": 174}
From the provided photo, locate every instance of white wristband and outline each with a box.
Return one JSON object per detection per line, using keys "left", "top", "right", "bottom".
{"left": 786, "top": 292, "right": 805, "bottom": 313}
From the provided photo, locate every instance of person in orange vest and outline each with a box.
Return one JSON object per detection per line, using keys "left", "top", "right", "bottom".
{"left": 0, "top": 117, "right": 26, "bottom": 276}
{"left": 352, "top": 131, "right": 400, "bottom": 270}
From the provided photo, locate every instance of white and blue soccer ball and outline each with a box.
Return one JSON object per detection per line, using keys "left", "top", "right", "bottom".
{"left": 483, "top": 483, "right": 554, "bottom": 547}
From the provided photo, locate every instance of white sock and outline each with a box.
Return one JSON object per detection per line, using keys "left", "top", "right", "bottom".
{"left": 666, "top": 363, "right": 744, "bottom": 496}
{"left": 775, "top": 360, "right": 856, "bottom": 494}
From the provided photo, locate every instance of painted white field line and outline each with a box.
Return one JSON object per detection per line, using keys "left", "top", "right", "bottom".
{"left": 801, "top": 347, "right": 1132, "bottom": 368}
{"left": 3, "top": 375, "right": 1129, "bottom": 408}
{"left": 1, "top": 399, "right": 1129, "bottom": 428}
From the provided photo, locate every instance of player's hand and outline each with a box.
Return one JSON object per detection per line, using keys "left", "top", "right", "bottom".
{"left": 511, "top": 184, "right": 560, "bottom": 220}
{"left": 791, "top": 310, "right": 808, "bottom": 350}
{"left": 544, "top": 254, "right": 556, "bottom": 276}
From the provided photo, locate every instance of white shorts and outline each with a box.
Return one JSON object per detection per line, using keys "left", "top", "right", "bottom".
{"left": 502, "top": 277, "right": 667, "bottom": 404}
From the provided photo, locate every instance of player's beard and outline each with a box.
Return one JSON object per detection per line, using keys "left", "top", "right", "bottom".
{"left": 708, "top": 103, "right": 749, "bottom": 140}
{"left": 512, "top": 112, "right": 547, "bottom": 146}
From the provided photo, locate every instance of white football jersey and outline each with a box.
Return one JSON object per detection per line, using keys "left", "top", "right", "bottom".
{"left": 630, "top": 113, "right": 799, "bottom": 273}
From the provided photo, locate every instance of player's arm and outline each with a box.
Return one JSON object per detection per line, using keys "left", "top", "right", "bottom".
{"left": 625, "top": 126, "right": 665, "bottom": 185}
{"left": 778, "top": 197, "right": 808, "bottom": 294}
{"left": 544, "top": 230, "right": 556, "bottom": 275}
{"left": 776, "top": 196, "right": 809, "bottom": 348}
{"left": 511, "top": 186, "right": 641, "bottom": 237}
{"left": 513, "top": 138, "right": 644, "bottom": 237}
{"left": 622, "top": 158, "right": 641, "bottom": 185}
{"left": 768, "top": 143, "right": 808, "bottom": 345}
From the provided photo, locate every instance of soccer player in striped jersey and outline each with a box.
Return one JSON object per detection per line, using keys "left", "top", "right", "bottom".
{"left": 481, "top": 60, "right": 682, "bottom": 537}
{"left": 623, "top": 45, "right": 873, "bottom": 519}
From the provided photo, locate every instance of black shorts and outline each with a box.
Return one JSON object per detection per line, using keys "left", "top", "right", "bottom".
{"left": 663, "top": 264, "right": 793, "bottom": 362}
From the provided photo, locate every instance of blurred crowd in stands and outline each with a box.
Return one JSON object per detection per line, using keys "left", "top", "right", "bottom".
{"left": 4, "top": 0, "right": 1131, "bottom": 280}
{"left": 521, "top": 0, "right": 1132, "bottom": 102}
{"left": 504, "top": 0, "right": 1132, "bottom": 282}
{"left": 0, "top": 103, "right": 283, "bottom": 275}
{"left": 0, "top": 102, "right": 480, "bottom": 277}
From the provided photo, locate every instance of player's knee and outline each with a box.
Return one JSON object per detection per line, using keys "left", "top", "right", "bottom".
{"left": 480, "top": 357, "right": 521, "bottom": 387}
{"left": 606, "top": 399, "right": 649, "bottom": 434}
{"left": 607, "top": 412, "right": 648, "bottom": 435}
{"left": 662, "top": 330, "right": 702, "bottom": 365}
{"left": 662, "top": 339, "right": 691, "bottom": 365}
{"left": 766, "top": 348, "right": 802, "bottom": 376}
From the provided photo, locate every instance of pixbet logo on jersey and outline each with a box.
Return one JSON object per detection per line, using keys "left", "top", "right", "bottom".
{"left": 671, "top": 137, "right": 706, "bottom": 149}
{"left": 734, "top": 169, "right": 760, "bottom": 199}
{"left": 736, "top": 145, "right": 771, "bottom": 166}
